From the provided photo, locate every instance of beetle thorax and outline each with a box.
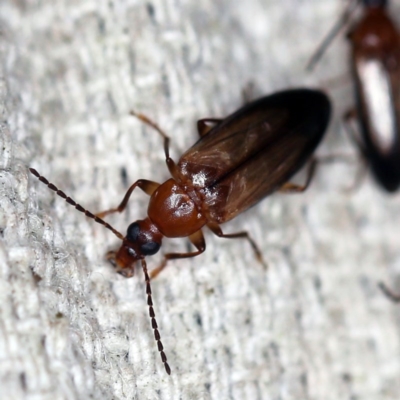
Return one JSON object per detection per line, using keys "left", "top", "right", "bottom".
{"left": 148, "top": 178, "right": 207, "bottom": 238}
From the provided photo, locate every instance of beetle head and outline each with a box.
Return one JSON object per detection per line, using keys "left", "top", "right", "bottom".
{"left": 109, "top": 218, "right": 163, "bottom": 277}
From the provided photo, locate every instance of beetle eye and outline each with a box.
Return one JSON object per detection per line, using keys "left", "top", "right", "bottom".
{"left": 126, "top": 222, "right": 140, "bottom": 242}
{"left": 140, "top": 241, "right": 160, "bottom": 256}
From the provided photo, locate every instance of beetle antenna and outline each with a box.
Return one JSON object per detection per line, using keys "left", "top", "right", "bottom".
{"left": 306, "top": 0, "right": 359, "bottom": 71}
{"left": 29, "top": 168, "right": 124, "bottom": 241}
{"left": 141, "top": 259, "right": 171, "bottom": 375}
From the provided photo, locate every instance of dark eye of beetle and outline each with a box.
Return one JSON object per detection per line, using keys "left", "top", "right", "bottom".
{"left": 140, "top": 241, "right": 160, "bottom": 256}
{"left": 126, "top": 222, "right": 140, "bottom": 242}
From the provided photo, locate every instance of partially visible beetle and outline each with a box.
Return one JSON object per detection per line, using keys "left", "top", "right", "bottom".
{"left": 348, "top": 0, "right": 400, "bottom": 192}
{"left": 30, "top": 88, "right": 331, "bottom": 374}
{"left": 308, "top": 0, "right": 400, "bottom": 300}
{"left": 309, "top": 0, "right": 400, "bottom": 191}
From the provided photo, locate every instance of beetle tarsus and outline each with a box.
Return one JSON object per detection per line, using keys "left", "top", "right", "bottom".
{"left": 279, "top": 159, "right": 317, "bottom": 193}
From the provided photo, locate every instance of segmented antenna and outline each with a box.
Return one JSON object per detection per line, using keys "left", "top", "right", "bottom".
{"left": 29, "top": 168, "right": 124, "bottom": 241}
{"left": 306, "top": 0, "right": 359, "bottom": 71}
{"left": 30, "top": 167, "right": 171, "bottom": 374}
{"left": 141, "top": 259, "right": 171, "bottom": 375}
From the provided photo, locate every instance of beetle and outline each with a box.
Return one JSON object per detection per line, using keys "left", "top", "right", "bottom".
{"left": 308, "top": 0, "right": 400, "bottom": 300}
{"left": 30, "top": 88, "right": 331, "bottom": 374}
{"left": 308, "top": 0, "right": 400, "bottom": 192}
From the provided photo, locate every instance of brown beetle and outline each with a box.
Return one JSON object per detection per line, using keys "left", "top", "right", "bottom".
{"left": 348, "top": 0, "right": 400, "bottom": 192}
{"left": 309, "top": 0, "right": 400, "bottom": 191}
{"left": 30, "top": 88, "right": 331, "bottom": 374}
{"left": 308, "top": 0, "right": 400, "bottom": 301}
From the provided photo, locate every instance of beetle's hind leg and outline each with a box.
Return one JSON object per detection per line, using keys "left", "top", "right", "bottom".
{"left": 279, "top": 112, "right": 365, "bottom": 194}
{"left": 279, "top": 159, "right": 317, "bottom": 193}
{"left": 150, "top": 230, "right": 206, "bottom": 279}
{"left": 207, "top": 222, "right": 267, "bottom": 269}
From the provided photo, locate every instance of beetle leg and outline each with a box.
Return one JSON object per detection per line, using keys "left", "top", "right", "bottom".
{"left": 342, "top": 109, "right": 370, "bottom": 191}
{"left": 343, "top": 109, "right": 368, "bottom": 157}
{"left": 96, "top": 179, "right": 160, "bottom": 218}
{"left": 305, "top": 0, "right": 358, "bottom": 71}
{"left": 130, "top": 110, "right": 182, "bottom": 181}
{"left": 130, "top": 110, "right": 171, "bottom": 156}
{"left": 197, "top": 119, "right": 223, "bottom": 137}
{"left": 105, "top": 250, "right": 117, "bottom": 266}
{"left": 150, "top": 230, "right": 206, "bottom": 279}
{"left": 207, "top": 222, "right": 267, "bottom": 269}
{"left": 279, "top": 159, "right": 317, "bottom": 193}
{"left": 378, "top": 282, "right": 400, "bottom": 303}
{"left": 241, "top": 81, "right": 257, "bottom": 103}
{"left": 342, "top": 156, "right": 368, "bottom": 192}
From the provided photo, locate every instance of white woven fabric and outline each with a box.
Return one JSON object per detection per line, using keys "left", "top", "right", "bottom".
{"left": 1, "top": 0, "right": 400, "bottom": 399}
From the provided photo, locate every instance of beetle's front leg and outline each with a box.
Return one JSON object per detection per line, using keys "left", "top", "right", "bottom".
{"left": 130, "top": 110, "right": 182, "bottom": 181}
{"left": 96, "top": 179, "right": 160, "bottom": 218}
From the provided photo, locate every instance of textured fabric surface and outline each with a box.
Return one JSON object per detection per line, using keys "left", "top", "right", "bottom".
{"left": 1, "top": 0, "right": 400, "bottom": 399}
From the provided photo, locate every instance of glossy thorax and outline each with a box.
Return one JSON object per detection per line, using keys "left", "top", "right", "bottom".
{"left": 114, "top": 178, "right": 208, "bottom": 276}
{"left": 149, "top": 178, "right": 207, "bottom": 237}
